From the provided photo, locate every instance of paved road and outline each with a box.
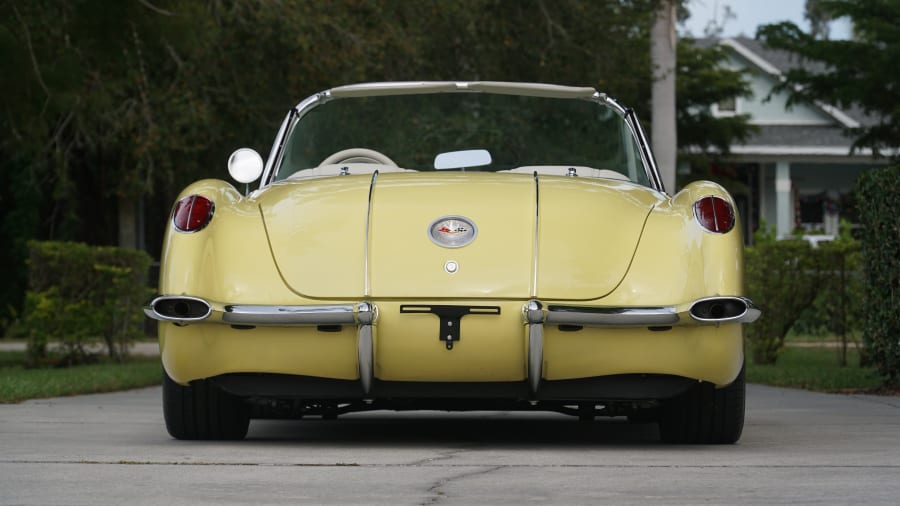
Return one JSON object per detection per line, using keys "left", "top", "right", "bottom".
{"left": 1, "top": 385, "right": 898, "bottom": 505}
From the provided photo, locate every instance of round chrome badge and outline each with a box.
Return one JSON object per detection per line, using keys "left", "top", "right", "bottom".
{"left": 428, "top": 216, "right": 477, "bottom": 248}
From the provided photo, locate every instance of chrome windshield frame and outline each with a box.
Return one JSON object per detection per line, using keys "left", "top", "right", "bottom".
{"left": 262, "top": 82, "right": 665, "bottom": 193}
{"left": 596, "top": 94, "right": 665, "bottom": 193}
{"left": 260, "top": 91, "right": 332, "bottom": 186}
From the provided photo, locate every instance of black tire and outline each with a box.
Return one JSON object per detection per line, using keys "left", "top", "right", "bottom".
{"left": 163, "top": 371, "right": 250, "bottom": 440}
{"left": 658, "top": 364, "right": 745, "bottom": 444}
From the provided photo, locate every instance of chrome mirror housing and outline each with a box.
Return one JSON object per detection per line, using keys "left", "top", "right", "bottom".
{"left": 228, "top": 148, "right": 264, "bottom": 184}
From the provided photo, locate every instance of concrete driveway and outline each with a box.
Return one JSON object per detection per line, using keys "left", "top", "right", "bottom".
{"left": 1, "top": 384, "right": 898, "bottom": 505}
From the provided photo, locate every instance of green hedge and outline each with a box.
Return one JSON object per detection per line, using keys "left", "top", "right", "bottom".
{"left": 791, "top": 221, "right": 862, "bottom": 366}
{"left": 22, "top": 241, "right": 152, "bottom": 366}
{"left": 856, "top": 166, "right": 900, "bottom": 386}
{"left": 744, "top": 225, "right": 822, "bottom": 364}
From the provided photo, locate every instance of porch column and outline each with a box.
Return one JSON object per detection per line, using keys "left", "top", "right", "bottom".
{"left": 775, "top": 161, "right": 792, "bottom": 238}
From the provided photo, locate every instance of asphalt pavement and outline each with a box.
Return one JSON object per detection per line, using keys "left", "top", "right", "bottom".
{"left": 1, "top": 383, "right": 898, "bottom": 505}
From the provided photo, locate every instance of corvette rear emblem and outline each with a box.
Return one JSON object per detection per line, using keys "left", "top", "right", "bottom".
{"left": 428, "top": 216, "right": 477, "bottom": 248}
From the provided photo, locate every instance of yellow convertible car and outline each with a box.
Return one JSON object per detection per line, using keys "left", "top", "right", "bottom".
{"left": 146, "top": 82, "right": 759, "bottom": 443}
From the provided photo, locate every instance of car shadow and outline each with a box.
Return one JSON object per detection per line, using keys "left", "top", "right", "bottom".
{"left": 245, "top": 412, "right": 662, "bottom": 447}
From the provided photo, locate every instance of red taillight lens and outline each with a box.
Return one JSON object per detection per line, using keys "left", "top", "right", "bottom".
{"left": 172, "top": 195, "right": 215, "bottom": 232}
{"left": 693, "top": 196, "right": 735, "bottom": 233}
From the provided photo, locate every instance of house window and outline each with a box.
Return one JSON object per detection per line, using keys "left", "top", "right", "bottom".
{"left": 799, "top": 193, "right": 825, "bottom": 226}
{"left": 714, "top": 97, "right": 737, "bottom": 117}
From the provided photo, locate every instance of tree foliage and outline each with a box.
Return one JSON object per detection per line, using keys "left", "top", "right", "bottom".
{"left": 0, "top": 0, "right": 751, "bottom": 333}
{"left": 676, "top": 38, "right": 756, "bottom": 155}
{"left": 757, "top": 0, "right": 900, "bottom": 158}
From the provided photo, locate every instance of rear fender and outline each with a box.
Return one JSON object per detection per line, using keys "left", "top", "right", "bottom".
{"left": 609, "top": 181, "right": 744, "bottom": 306}
{"left": 158, "top": 180, "right": 297, "bottom": 304}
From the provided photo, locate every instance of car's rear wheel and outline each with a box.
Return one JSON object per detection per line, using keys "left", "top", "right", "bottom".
{"left": 163, "top": 372, "right": 250, "bottom": 440}
{"left": 657, "top": 364, "right": 745, "bottom": 444}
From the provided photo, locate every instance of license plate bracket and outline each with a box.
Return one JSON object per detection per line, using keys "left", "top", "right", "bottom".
{"left": 400, "top": 305, "right": 502, "bottom": 350}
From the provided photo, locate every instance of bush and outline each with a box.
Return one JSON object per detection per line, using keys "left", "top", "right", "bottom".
{"left": 791, "top": 221, "right": 863, "bottom": 366}
{"left": 744, "top": 223, "right": 823, "bottom": 364}
{"left": 22, "top": 241, "right": 152, "bottom": 366}
{"left": 856, "top": 166, "right": 900, "bottom": 386}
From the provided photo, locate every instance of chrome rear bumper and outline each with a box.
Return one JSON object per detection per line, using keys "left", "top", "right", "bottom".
{"left": 146, "top": 295, "right": 758, "bottom": 397}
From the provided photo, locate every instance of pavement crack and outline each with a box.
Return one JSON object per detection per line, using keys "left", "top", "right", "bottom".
{"left": 406, "top": 445, "right": 475, "bottom": 467}
{"left": 421, "top": 465, "right": 505, "bottom": 505}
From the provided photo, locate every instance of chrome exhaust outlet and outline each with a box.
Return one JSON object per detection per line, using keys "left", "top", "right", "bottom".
{"left": 144, "top": 296, "right": 212, "bottom": 324}
{"left": 689, "top": 297, "right": 760, "bottom": 324}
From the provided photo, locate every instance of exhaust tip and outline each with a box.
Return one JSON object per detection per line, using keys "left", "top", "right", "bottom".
{"left": 145, "top": 296, "right": 211, "bottom": 323}
{"left": 690, "top": 297, "right": 757, "bottom": 323}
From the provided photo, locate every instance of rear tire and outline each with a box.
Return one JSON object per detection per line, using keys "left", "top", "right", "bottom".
{"left": 163, "top": 371, "right": 250, "bottom": 440}
{"left": 658, "top": 364, "right": 745, "bottom": 444}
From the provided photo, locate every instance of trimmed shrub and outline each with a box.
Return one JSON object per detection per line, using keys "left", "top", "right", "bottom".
{"left": 744, "top": 223, "right": 823, "bottom": 364}
{"left": 792, "top": 221, "right": 863, "bottom": 366}
{"left": 856, "top": 166, "right": 900, "bottom": 386}
{"left": 22, "top": 241, "right": 152, "bottom": 366}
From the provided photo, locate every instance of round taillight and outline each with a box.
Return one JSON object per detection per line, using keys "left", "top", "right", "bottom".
{"left": 693, "top": 196, "right": 735, "bottom": 233}
{"left": 172, "top": 195, "right": 215, "bottom": 232}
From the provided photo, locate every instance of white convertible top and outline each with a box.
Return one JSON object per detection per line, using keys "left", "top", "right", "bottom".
{"left": 328, "top": 81, "right": 600, "bottom": 100}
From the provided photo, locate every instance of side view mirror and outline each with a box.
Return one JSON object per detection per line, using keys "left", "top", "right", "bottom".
{"left": 228, "top": 148, "right": 264, "bottom": 186}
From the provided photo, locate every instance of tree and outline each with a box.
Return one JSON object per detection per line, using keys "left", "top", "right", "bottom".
{"left": 651, "top": 0, "right": 678, "bottom": 192}
{"left": 0, "top": 1, "right": 213, "bottom": 249}
{"left": 757, "top": 0, "right": 900, "bottom": 159}
{"left": 805, "top": 0, "right": 833, "bottom": 39}
{"left": 676, "top": 39, "right": 755, "bottom": 156}
{"left": 0, "top": 0, "right": 753, "bottom": 334}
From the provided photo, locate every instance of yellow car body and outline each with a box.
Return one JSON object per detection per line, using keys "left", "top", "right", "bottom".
{"left": 147, "top": 82, "right": 758, "bottom": 442}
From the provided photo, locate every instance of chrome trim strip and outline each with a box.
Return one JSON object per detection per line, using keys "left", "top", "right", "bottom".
{"left": 546, "top": 305, "right": 679, "bottom": 327}
{"left": 364, "top": 171, "right": 379, "bottom": 297}
{"left": 595, "top": 94, "right": 664, "bottom": 194}
{"left": 260, "top": 110, "right": 294, "bottom": 186}
{"left": 265, "top": 92, "right": 328, "bottom": 185}
{"left": 625, "top": 108, "right": 665, "bottom": 193}
{"left": 356, "top": 302, "right": 375, "bottom": 395}
{"left": 544, "top": 296, "right": 760, "bottom": 327}
{"left": 524, "top": 300, "right": 544, "bottom": 394}
{"left": 742, "top": 298, "right": 762, "bottom": 324}
{"left": 221, "top": 304, "right": 358, "bottom": 326}
{"left": 267, "top": 85, "right": 660, "bottom": 191}
{"left": 144, "top": 296, "right": 380, "bottom": 327}
{"left": 531, "top": 171, "right": 540, "bottom": 298}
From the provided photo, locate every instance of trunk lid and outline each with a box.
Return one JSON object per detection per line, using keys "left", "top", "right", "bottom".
{"left": 258, "top": 173, "right": 662, "bottom": 300}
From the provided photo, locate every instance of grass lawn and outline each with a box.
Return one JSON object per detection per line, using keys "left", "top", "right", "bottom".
{"left": 0, "top": 351, "right": 162, "bottom": 403}
{"left": 747, "top": 346, "right": 883, "bottom": 393}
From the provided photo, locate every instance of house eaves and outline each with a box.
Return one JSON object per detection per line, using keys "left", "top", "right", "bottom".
{"left": 720, "top": 37, "right": 860, "bottom": 129}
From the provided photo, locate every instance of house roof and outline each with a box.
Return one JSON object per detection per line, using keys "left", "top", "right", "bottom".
{"left": 727, "top": 37, "right": 880, "bottom": 128}
{"left": 695, "top": 36, "right": 879, "bottom": 158}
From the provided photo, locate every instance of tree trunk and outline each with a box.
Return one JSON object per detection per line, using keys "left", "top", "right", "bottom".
{"left": 651, "top": 0, "right": 677, "bottom": 194}
{"left": 118, "top": 195, "right": 137, "bottom": 250}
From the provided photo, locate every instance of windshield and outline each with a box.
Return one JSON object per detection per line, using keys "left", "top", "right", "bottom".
{"left": 274, "top": 92, "right": 650, "bottom": 186}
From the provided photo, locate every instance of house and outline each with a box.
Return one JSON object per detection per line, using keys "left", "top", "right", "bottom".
{"left": 695, "top": 37, "right": 887, "bottom": 241}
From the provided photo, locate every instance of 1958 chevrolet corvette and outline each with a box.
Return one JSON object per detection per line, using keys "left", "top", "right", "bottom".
{"left": 145, "top": 81, "right": 759, "bottom": 443}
